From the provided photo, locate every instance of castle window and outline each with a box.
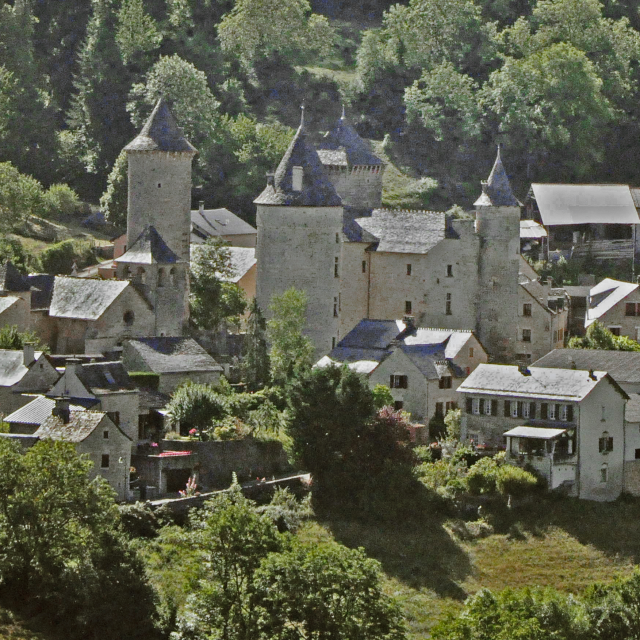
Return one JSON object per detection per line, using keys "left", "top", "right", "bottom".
{"left": 362, "top": 260, "right": 366, "bottom": 273}
{"left": 394, "top": 400, "right": 404, "bottom": 411}
{"left": 335, "top": 233, "right": 340, "bottom": 244}
{"left": 390, "top": 374, "right": 408, "bottom": 389}
{"left": 469, "top": 347, "right": 474, "bottom": 358}
{"left": 626, "top": 303, "right": 640, "bottom": 316}
{"left": 292, "top": 166, "right": 303, "bottom": 191}
{"left": 609, "top": 326, "right": 621, "bottom": 336}
{"left": 523, "top": 303, "right": 532, "bottom": 317}
{"left": 101, "top": 454, "right": 110, "bottom": 469}
{"left": 445, "top": 293, "right": 452, "bottom": 315}
{"left": 447, "top": 264, "right": 453, "bottom": 277}
{"left": 169, "top": 267, "right": 177, "bottom": 285}
{"left": 406, "top": 264, "right": 412, "bottom": 276}
{"left": 157, "top": 183, "right": 161, "bottom": 188}
{"left": 332, "top": 337, "right": 336, "bottom": 349}
{"left": 599, "top": 432, "right": 613, "bottom": 453}
{"left": 103, "top": 430, "right": 109, "bottom": 439}
{"left": 522, "top": 329, "right": 531, "bottom": 342}
{"left": 439, "top": 376, "right": 452, "bottom": 389}
{"left": 600, "top": 464, "right": 608, "bottom": 483}
{"left": 333, "top": 297, "right": 339, "bottom": 317}
{"left": 123, "top": 310, "right": 135, "bottom": 326}
{"left": 405, "top": 300, "right": 412, "bottom": 314}
{"left": 158, "top": 268, "right": 165, "bottom": 287}
{"left": 334, "top": 257, "right": 339, "bottom": 278}
{"left": 136, "top": 267, "right": 146, "bottom": 284}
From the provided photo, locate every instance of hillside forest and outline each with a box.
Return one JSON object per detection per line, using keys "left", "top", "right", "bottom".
{"left": 2, "top": 0, "right": 640, "bottom": 235}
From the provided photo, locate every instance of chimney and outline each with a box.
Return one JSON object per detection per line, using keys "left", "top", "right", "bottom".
{"left": 518, "top": 363, "right": 531, "bottom": 376}
{"left": 199, "top": 200, "right": 204, "bottom": 213}
{"left": 589, "top": 369, "right": 597, "bottom": 380}
{"left": 23, "top": 342, "right": 35, "bottom": 367}
{"left": 403, "top": 315, "right": 416, "bottom": 330}
{"left": 64, "top": 357, "right": 82, "bottom": 378}
{"left": 52, "top": 397, "right": 70, "bottom": 424}
{"left": 266, "top": 172, "right": 275, "bottom": 187}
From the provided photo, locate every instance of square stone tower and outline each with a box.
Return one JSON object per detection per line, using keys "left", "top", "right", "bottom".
{"left": 255, "top": 110, "right": 344, "bottom": 357}
{"left": 115, "top": 98, "right": 197, "bottom": 336}
{"left": 474, "top": 148, "right": 521, "bottom": 363}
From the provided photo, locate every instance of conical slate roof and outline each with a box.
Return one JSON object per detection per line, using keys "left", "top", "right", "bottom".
{"left": 124, "top": 97, "right": 197, "bottom": 154}
{"left": 474, "top": 147, "right": 519, "bottom": 207}
{"left": 316, "top": 109, "right": 383, "bottom": 167}
{"left": 115, "top": 226, "right": 180, "bottom": 264}
{"left": 0, "top": 261, "right": 29, "bottom": 292}
{"left": 254, "top": 111, "right": 342, "bottom": 207}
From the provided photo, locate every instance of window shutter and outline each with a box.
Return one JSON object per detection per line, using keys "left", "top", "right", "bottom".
{"left": 608, "top": 437, "right": 614, "bottom": 451}
{"left": 567, "top": 405, "right": 573, "bottom": 421}
{"left": 529, "top": 402, "right": 536, "bottom": 419}
{"left": 492, "top": 400, "right": 498, "bottom": 416}
{"left": 504, "top": 400, "right": 510, "bottom": 417}
{"left": 541, "top": 403, "right": 548, "bottom": 419}
{"left": 389, "top": 375, "right": 394, "bottom": 389}
{"left": 517, "top": 401, "right": 523, "bottom": 418}
{"left": 466, "top": 398, "right": 473, "bottom": 414}
{"left": 555, "top": 404, "right": 561, "bottom": 420}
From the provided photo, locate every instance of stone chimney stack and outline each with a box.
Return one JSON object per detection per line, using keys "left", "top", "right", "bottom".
{"left": 199, "top": 200, "right": 204, "bottom": 213}
{"left": 23, "top": 342, "right": 35, "bottom": 367}
{"left": 52, "top": 397, "right": 70, "bottom": 424}
{"left": 65, "top": 358, "right": 82, "bottom": 377}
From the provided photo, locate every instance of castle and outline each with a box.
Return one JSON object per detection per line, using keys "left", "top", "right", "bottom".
{"left": 255, "top": 110, "right": 527, "bottom": 363}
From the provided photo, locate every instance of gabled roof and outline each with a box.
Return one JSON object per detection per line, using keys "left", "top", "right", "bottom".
{"left": 35, "top": 410, "right": 107, "bottom": 443}
{"left": 124, "top": 337, "right": 222, "bottom": 374}
{"left": 115, "top": 226, "right": 179, "bottom": 265}
{"left": 223, "top": 247, "right": 256, "bottom": 283}
{"left": 316, "top": 111, "right": 383, "bottom": 167}
{"left": 474, "top": 148, "right": 520, "bottom": 207}
{"left": 124, "top": 97, "right": 197, "bottom": 154}
{"left": 0, "top": 262, "right": 29, "bottom": 292}
{"left": 49, "top": 277, "right": 130, "bottom": 320}
{"left": 355, "top": 210, "right": 448, "bottom": 254}
{"left": 0, "top": 350, "right": 44, "bottom": 387}
{"left": 254, "top": 113, "right": 342, "bottom": 207}
{"left": 458, "top": 364, "right": 625, "bottom": 401}
{"left": 191, "top": 208, "right": 256, "bottom": 243}
{"left": 27, "top": 274, "right": 55, "bottom": 310}
{"left": 76, "top": 361, "right": 137, "bottom": 394}
{"left": 520, "top": 279, "right": 552, "bottom": 313}
{"left": 5, "top": 395, "right": 86, "bottom": 426}
{"left": 0, "top": 296, "right": 21, "bottom": 315}
{"left": 533, "top": 349, "right": 640, "bottom": 385}
{"left": 585, "top": 278, "right": 638, "bottom": 327}
{"left": 530, "top": 184, "right": 639, "bottom": 226}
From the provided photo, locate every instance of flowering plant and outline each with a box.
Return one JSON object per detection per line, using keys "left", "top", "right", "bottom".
{"left": 179, "top": 475, "right": 199, "bottom": 497}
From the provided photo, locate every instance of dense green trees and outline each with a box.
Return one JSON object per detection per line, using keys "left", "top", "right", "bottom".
{"left": 567, "top": 320, "right": 640, "bottom": 351}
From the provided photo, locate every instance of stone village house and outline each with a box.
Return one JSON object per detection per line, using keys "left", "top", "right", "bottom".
{"left": 457, "top": 364, "right": 629, "bottom": 501}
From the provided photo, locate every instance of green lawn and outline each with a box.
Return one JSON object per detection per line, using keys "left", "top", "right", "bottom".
{"left": 309, "top": 496, "right": 640, "bottom": 638}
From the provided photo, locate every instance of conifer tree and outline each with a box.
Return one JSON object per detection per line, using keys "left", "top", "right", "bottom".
{"left": 241, "top": 299, "right": 270, "bottom": 390}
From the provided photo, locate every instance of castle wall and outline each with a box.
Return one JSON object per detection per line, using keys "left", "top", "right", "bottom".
{"left": 127, "top": 151, "right": 193, "bottom": 261}
{"left": 338, "top": 242, "right": 370, "bottom": 337}
{"left": 256, "top": 204, "right": 343, "bottom": 358}
{"left": 324, "top": 165, "right": 383, "bottom": 209}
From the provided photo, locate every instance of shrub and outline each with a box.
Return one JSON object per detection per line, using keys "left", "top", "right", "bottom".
{"left": 466, "top": 456, "right": 498, "bottom": 495}
{"left": 496, "top": 465, "right": 538, "bottom": 498}
{"left": 0, "top": 325, "right": 46, "bottom": 351}
{"left": 39, "top": 238, "right": 96, "bottom": 275}
{"left": 42, "top": 184, "right": 81, "bottom": 218}
{"left": 118, "top": 501, "right": 160, "bottom": 539}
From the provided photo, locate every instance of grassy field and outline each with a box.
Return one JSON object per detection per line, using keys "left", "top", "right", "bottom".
{"left": 306, "top": 496, "right": 640, "bottom": 638}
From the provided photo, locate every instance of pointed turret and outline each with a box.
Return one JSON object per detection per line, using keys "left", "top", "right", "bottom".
{"left": 254, "top": 108, "right": 341, "bottom": 207}
{"left": 474, "top": 147, "right": 519, "bottom": 207}
{"left": 125, "top": 97, "right": 197, "bottom": 154}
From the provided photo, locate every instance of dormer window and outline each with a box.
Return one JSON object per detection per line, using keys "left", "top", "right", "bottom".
{"left": 292, "top": 166, "right": 303, "bottom": 191}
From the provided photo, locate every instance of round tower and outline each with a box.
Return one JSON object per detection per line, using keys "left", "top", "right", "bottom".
{"left": 255, "top": 109, "right": 344, "bottom": 357}
{"left": 123, "top": 97, "right": 197, "bottom": 262}
{"left": 474, "top": 147, "right": 521, "bottom": 363}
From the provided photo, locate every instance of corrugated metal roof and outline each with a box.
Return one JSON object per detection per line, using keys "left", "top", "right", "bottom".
{"left": 585, "top": 278, "right": 638, "bottom": 327}
{"left": 503, "top": 426, "right": 566, "bottom": 439}
{"left": 533, "top": 348, "right": 640, "bottom": 385}
{"left": 520, "top": 220, "right": 547, "bottom": 238}
{"left": 49, "top": 277, "right": 129, "bottom": 320}
{"left": 458, "top": 364, "right": 614, "bottom": 401}
{"left": 531, "top": 184, "right": 639, "bottom": 225}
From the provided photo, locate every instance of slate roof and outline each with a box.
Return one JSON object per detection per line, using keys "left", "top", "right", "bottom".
{"left": 458, "top": 364, "right": 626, "bottom": 401}
{"left": 139, "top": 388, "right": 170, "bottom": 412}
{"left": 563, "top": 285, "right": 591, "bottom": 299}
{"left": 520, "top": 279, "right": 551, "bottom": 312}
{"left": 254, "top": 113, "right": 342, "bottom": 207}
{"left": 49, "top": 277, "right": 130, "bottom": 320}
{"left": 474, "top": 148, "right": 520, "bottom": 207}
{"left": 533, "top": 349, "right": 640, "bottom": 385}
{"left": 35, "top": 410, "right": 106, "bottom": 443}
{"left": 316, "top": 112, "right": 383, "bottom": 167}
{"left": 0, "top": 296, "right": 21, "bottom": 315}
{"left": 5, "top": 395, "right": 86, "bottom": 425}
{"left": 115, "top": 226, "right": 179, "bottom": 265}
{"left": 191, "top": 208, "right": 256, "bottom": 243}
{"left": 27, "top": 274, "right": 55, "bottom": 310}
{"left": 355, "top": 209, "right": 447, "bottom": 254}
{"left": 124, "top": 337, "right": 223, "bottom": 374}
{"left": 0, "top": 262, "right": 29, "bottom": 292}
{"left": 224, "top": 247, "right": 256, "bottom": 283}
{"left": 124, "top": 97, "right": 197, "bottom": 154}
{"left": 530, "top": 184, "right": 639, "bottom": 226}
{"left": 585, "top": 278, "right": 638, "bottom": 327}
{"left": 0, "top": 350, "right": 44, "bottom": 387}
{"left": 76, "top": 361, "right": 137, "bottom": 394}
{"left": 315, "top": 355, "right": 381, "bottom": 374}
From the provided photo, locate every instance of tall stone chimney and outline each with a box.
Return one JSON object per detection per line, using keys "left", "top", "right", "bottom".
{"left": 23, "top": 342, "right": 35, "bottom": 367}
{"left": 52, "top": 397, "right": 71, "bottom": 424}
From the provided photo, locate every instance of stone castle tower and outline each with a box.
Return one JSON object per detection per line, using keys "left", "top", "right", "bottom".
{"left": 115, "top": 98, "right": 197, "bottom": 336}
{"left": 255, "top": 110, "right": 343, "bottom": 356}
{"left": 315, "top": 108, "right": 384, "bottom": 215}
{"left": 474, "top": 148, "right": 521, "bottom": 363}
